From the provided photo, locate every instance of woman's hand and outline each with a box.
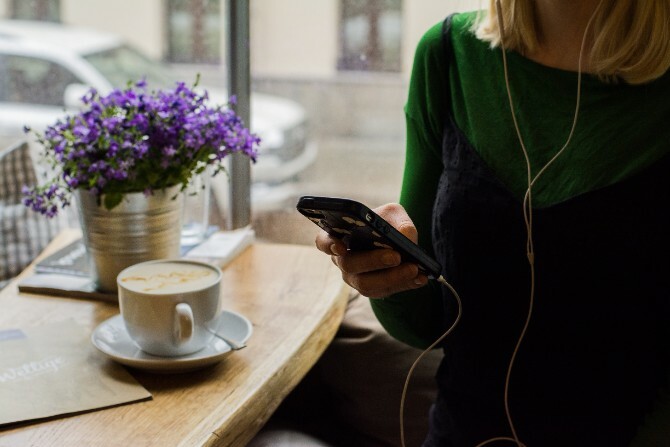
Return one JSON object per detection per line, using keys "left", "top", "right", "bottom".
{"left": 315, "top": 203, "right": 429, "bottom": 298}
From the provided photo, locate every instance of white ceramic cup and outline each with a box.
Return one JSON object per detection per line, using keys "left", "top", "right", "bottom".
{"left": 117, "top": 259, "right": 222, "bottom": 357}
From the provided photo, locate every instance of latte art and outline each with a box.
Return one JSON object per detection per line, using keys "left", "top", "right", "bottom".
{"left": 118, "top": 261, "right": 219, "bottom": 294}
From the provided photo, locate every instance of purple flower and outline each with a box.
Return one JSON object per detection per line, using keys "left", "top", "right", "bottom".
{"left": 66, "top": 177, "right": 79, "bottom": 188}
{"left": 22, "top": 77, "right": 260, "bottom": 217}
{"left": 162, "top": 145, "right": 177, "bottom": 157}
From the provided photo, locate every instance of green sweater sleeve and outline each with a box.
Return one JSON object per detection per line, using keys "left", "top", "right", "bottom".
{"left": 369, "top": 21, "right": 450, "bottom": 349}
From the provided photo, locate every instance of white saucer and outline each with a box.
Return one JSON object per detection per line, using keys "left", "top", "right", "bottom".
{"left": 91, "top": 310, "right": 252, "bottom": 373}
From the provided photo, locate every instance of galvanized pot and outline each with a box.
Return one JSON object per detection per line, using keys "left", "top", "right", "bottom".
{"left": 76, "top": 186, "right": 184, "bottom": 293}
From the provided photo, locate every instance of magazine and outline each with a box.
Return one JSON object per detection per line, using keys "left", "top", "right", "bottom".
{"left": 34, "top": 239, "right": 90, "bottom": 277}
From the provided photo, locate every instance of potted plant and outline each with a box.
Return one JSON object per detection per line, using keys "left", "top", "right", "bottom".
{"left": 22, "top": 78, "right": 260, "bottom": 292}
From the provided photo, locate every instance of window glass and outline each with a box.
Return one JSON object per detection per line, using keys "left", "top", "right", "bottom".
{"left": 338, "top": 0, "right": 402, "bottom": 72}
{"left": 0, "top": 0, "right": 479, "bottom": 243}
{"left": 167, "top": 0, "right": 221, "bottom": 64}
{"left": 85, "top": 46, "right": 174, "bottom": 88}
{"left": 10, "top": 0, "right": 60, "bottom": 21}
{"left": 1, "top": 55, "right": 78, "bottom": 106}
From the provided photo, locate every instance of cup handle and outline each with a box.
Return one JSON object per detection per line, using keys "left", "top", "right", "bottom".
{"left": 174, "top": 303, "right": 194, "bottom": 345}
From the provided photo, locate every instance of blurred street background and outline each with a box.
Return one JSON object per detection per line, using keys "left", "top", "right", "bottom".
{"left": 1, "top": 0, "right": 481, "bottom": 246}
{"left": 251, "top": 135, "right": 405, "bottom": 245}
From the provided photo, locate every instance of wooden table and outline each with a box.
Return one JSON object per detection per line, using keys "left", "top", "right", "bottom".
{"left": 0, "top": 230, "right": 349, "bottom": 446}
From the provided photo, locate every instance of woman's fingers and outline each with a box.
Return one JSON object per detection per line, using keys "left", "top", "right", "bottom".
{"left": 328, "top": 248, "right": 427, "bottom": 298}
{"left": 315, "top": 230, "right": 345, "bottom": 255}
{"left": 341, "top": 263, "right": 428, "bottom": 299}
{"left": 313, "top": 202, "right": 427, "bottom": 297}
{"left": 372, "top": 203, "right": 418, "bottom": 244}
{"left": 332, "top": 248, "right": 400, "bottom": 274}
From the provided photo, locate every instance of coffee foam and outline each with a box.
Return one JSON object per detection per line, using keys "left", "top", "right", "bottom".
{"left": 118, "top": 261, "right": 219, "bottom": 294}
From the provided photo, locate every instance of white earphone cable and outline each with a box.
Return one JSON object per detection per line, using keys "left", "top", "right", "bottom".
{"left": 477, "top": 1, "right": 600, "bottom": 445}
{"left": 399, "top": 0, "right": 602, "bottom": 445}
{"left": 399, "top": 275, "right": 462, "bottom": 446}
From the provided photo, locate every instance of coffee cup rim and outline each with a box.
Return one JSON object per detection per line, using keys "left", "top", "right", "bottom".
{"left": 117, "top": 259, "right": 222, "bottom": 295}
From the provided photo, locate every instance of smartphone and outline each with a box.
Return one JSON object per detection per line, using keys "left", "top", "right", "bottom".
{"left": 296, "top": 195, "right": 442, "bottom": 279}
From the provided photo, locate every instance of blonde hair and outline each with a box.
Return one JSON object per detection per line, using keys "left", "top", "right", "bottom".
{"left": 474, "top": 0, "right": 670, "bottom": 84}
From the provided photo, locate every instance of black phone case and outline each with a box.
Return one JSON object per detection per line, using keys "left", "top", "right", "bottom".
{"left": 296, "top": 196, "right": 442, "bottom": 278}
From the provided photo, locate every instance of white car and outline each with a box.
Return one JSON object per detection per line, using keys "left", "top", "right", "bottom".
{"left": 0, "top": 19, "right": 317, "bottom": 210}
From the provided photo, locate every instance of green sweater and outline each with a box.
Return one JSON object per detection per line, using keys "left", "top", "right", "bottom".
{"left": 370, "top": 11, "right": 670, "bottom": 444}
{"left": 371, "top": 11, "right": 670, "bottom": 348}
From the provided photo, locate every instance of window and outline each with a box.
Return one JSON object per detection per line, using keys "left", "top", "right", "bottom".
{"left": 10, "top": 0, "right": 60, "bottom": 21}
{"left": 1, "top": 0, "right": 435, "bottom": 239}
{"left": 338, "top": 0, "right": 402, "bottom": 72}
{"left": 84, "top": 46, "right": 174, "bottom": 88}
{"left": 0, "top": 55, "right": 78, "bottom": 106}
{"left": 167, "top": 0, "right": 221, "bottom": 64}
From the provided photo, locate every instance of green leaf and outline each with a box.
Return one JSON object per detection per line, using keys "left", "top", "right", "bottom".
{"left": 104, "top": 192, "right": 124, "bottom": 210}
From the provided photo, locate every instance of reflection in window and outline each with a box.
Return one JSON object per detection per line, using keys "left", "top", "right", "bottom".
{"left": 85, "top": 46, "right": 175, "bottom": 88}
{"left": 338, "top": 0, "right": 401, "bottom": 72}
{"left": 167, "top": 0, "right": 221, "bottom": 64}
{"left": 10, "top": 0, "right": 60, "bottom": 21}
{"left": 1, "top": 55, "right": 78, "bottom": 106}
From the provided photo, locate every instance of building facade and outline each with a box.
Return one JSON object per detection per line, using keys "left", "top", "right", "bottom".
{"left": 0, "top": 0, "right": 480, "bottom": 79}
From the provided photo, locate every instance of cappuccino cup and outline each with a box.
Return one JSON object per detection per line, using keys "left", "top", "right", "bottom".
{"left": 117, "top": 259, "right": 222, "bottom": 357}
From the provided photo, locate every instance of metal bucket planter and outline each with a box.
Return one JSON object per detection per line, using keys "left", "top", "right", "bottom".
{"left": 76, "top": 186, "right": 184, "bottom": 293}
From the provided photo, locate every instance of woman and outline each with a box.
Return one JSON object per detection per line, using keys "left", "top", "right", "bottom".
{"left": 316, "top": 1, "right": 670, "bottom": 445}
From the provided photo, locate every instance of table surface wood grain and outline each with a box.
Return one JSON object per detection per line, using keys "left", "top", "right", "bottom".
{"left": 0, "top": 229, "right": 349, "bottom": 447}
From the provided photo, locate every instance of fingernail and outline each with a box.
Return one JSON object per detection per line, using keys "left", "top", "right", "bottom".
{"left": 381, "top": 252, "right": 400, "bottom": 266}
{"left": 414, "top": 276, "right": 427, "bottom": 286}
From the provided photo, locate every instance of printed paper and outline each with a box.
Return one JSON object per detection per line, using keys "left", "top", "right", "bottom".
{"left": 0, "top": 320, "right": 151, "bottom": 426}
